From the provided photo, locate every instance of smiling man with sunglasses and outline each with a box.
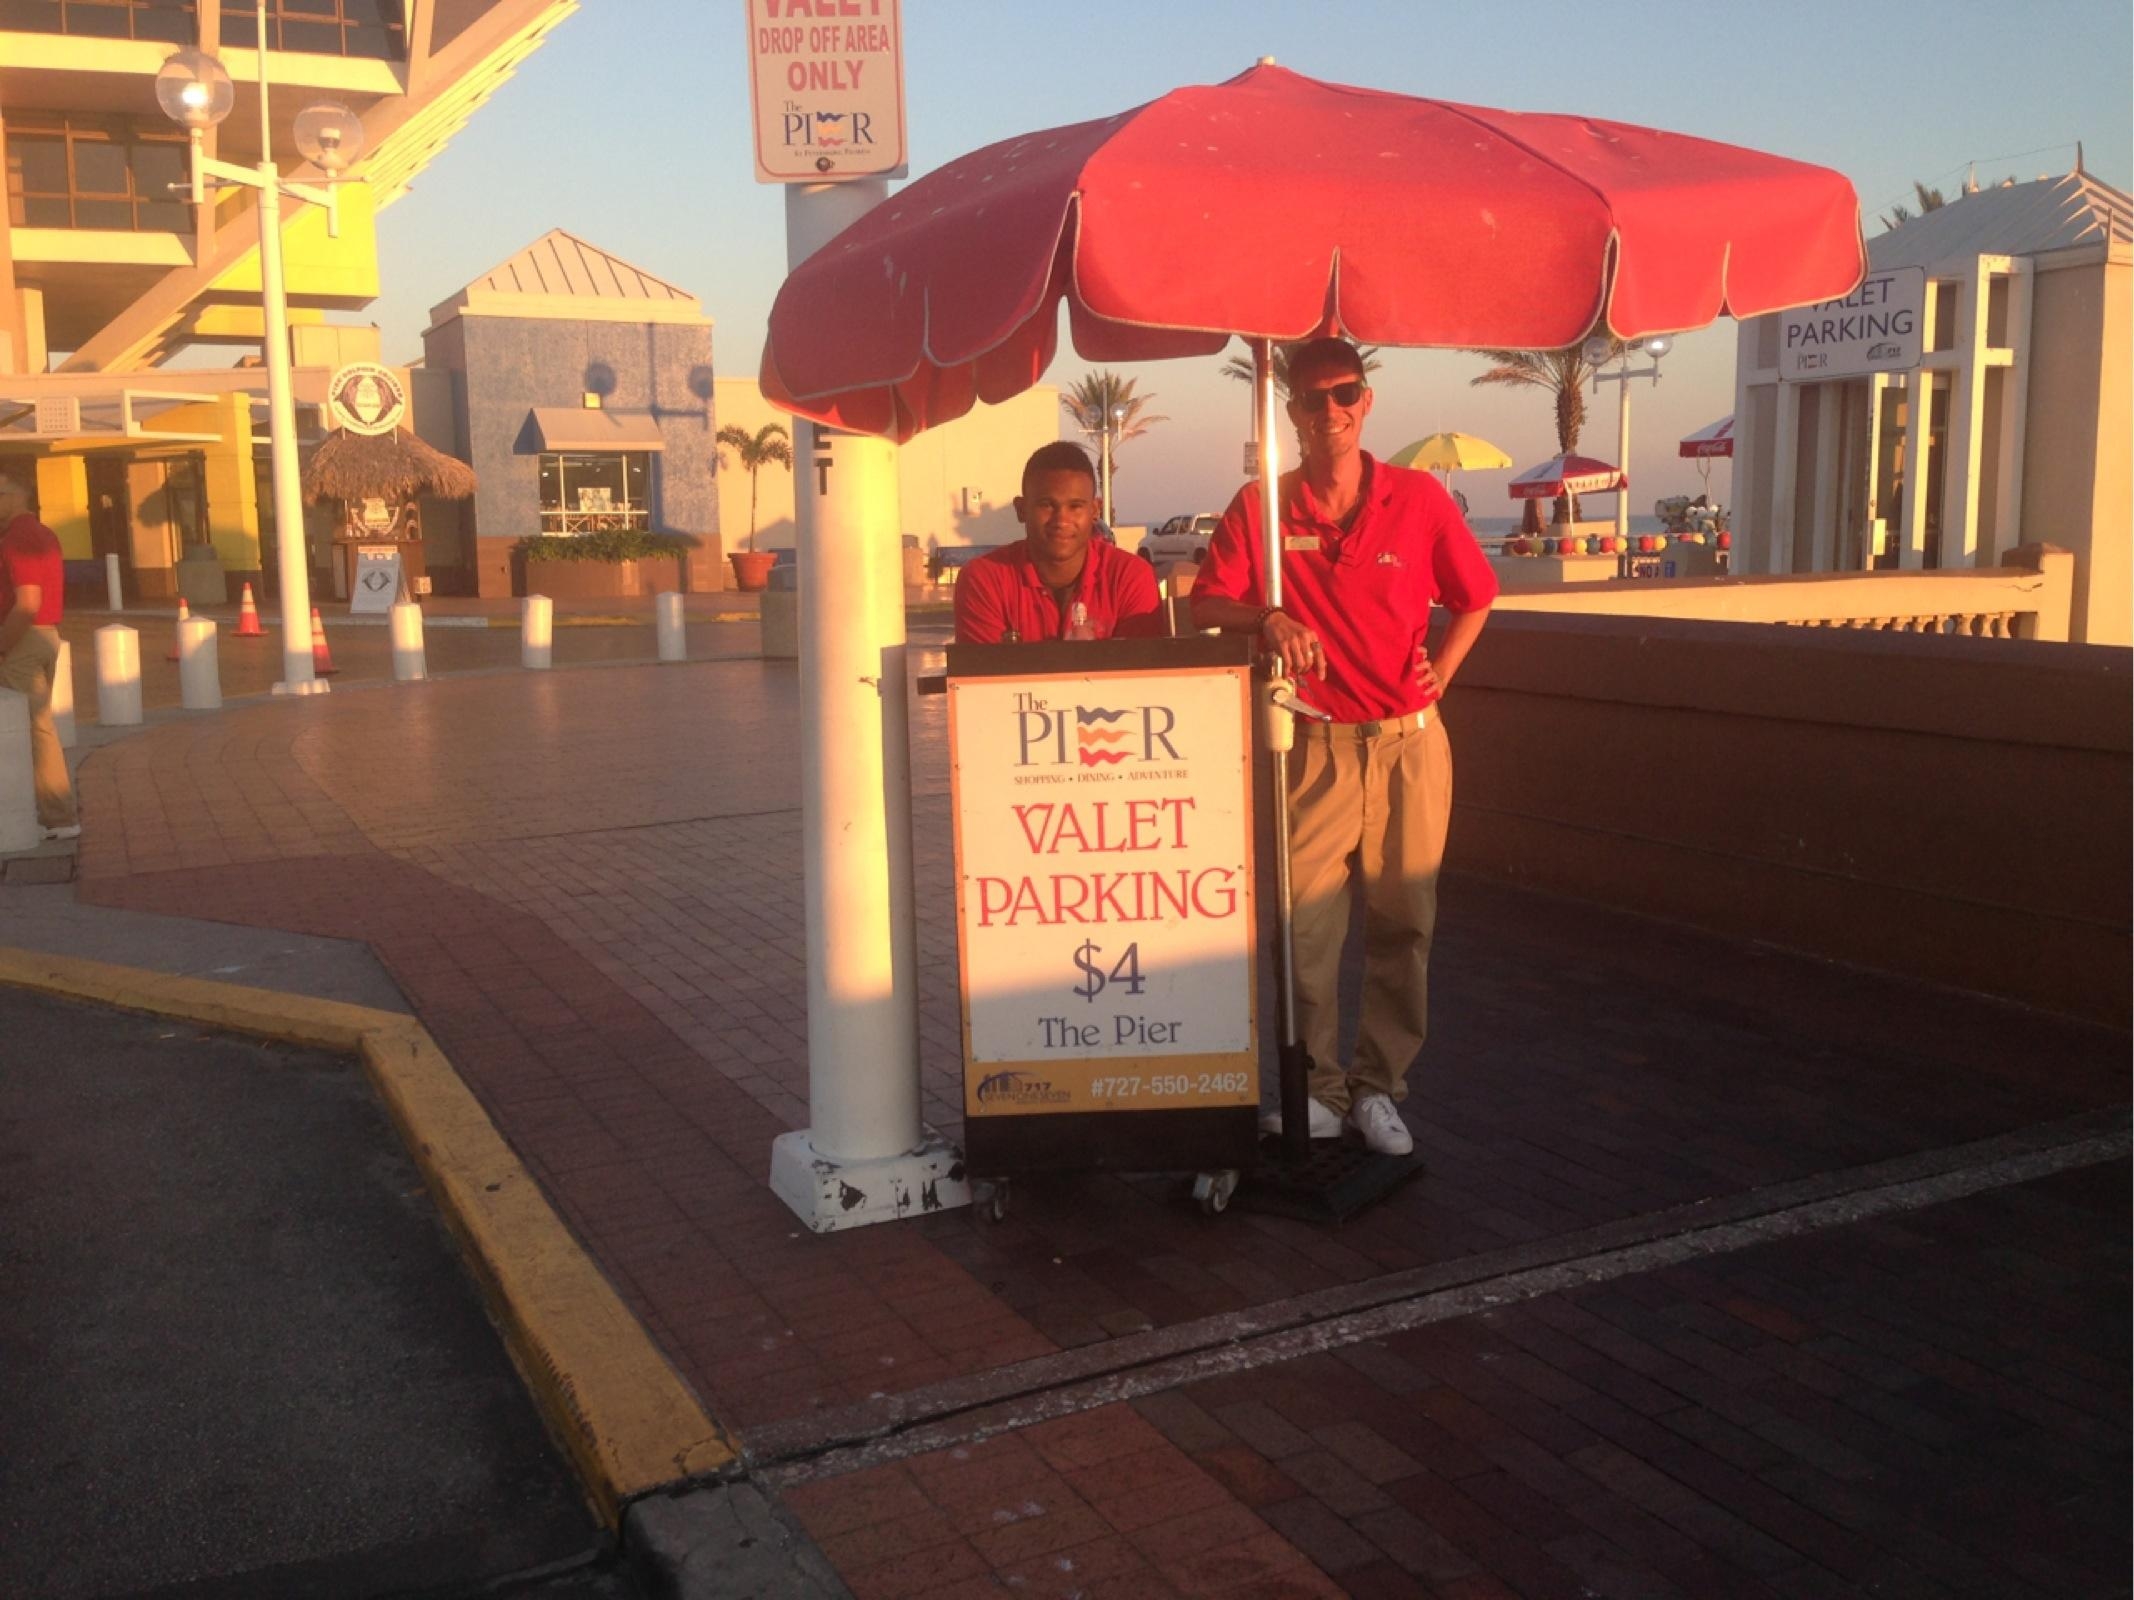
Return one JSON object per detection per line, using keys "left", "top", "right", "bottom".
{"left": 1193, "top": 339, "right": 1495, "bottom": 1157}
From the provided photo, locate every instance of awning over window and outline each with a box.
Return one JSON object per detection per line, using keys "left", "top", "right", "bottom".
{"left": 526, "top": 408, "right": 665, "bottom": 451}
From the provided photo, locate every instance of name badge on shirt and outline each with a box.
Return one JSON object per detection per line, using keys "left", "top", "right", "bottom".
{"left": 1283, "top": 535, "right": 1319, "bottom": 552}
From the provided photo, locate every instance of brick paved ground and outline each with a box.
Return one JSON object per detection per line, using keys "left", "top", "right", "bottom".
{"left": 44, "top": 648, "right": 2129, "bottom": 1596}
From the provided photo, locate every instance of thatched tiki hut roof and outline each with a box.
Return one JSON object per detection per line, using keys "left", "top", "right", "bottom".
{"left": 304, "top": 427, "right": 477, "bottom": 505}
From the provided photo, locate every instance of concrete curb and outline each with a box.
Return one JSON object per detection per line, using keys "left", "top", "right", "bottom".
{"left": 0, "top": 946, "right": 736, "bottom": 1524}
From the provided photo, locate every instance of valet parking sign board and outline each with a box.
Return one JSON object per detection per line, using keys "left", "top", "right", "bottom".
{"left": 746, "top": 0, "right": 907, "bottom": 182}
{"left": 950, "top": 666, "right": 1258, "bottom": 1118}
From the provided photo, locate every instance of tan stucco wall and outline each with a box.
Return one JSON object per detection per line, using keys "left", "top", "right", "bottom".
{"left": 714, "top": 379, "right": 1060, "bottom": 554}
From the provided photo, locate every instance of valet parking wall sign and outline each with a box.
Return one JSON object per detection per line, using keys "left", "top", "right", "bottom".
{"left": 949, "top": 667, "right": 1259, "bottom": 1117}
{"left": 745, "top": 0, "right": 908, "bottom": 182}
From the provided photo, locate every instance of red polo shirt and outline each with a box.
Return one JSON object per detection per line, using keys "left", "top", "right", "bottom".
{"left": 954, "top": 537, "right": 1164, "bottom": 643}
{"left": 1194, "top": 455, "right": 1496, "bottom": 722}
{"left": 0, "top": 513, "right": 65, "bottom": 626}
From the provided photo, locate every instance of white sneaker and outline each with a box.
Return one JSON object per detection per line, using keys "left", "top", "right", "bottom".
{"left": 1348, "top": 1093, "right": 1414, "bottom": 1156}
{"left": 1257, "top": 1096, "right": 1344, "bottom": 1139}
{"left": 43, "top": 824, "right": 81, "bottom": 842}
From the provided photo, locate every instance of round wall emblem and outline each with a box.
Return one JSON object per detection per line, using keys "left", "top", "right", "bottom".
{"left": 327, "top": 362, "right": 407, "bottom": 436}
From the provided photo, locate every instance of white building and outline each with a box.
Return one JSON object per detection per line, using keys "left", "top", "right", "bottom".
{"left": 1731, "top": 165, "right": 2130, "bottom": 644}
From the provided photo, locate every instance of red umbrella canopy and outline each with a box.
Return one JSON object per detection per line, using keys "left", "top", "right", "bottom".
{"left": 762, "top": 62, "right": 1863, "bottom": 440}
{"left": 1507, "top": 453, "right": 1628, "bottom": 500}
{"left": 1679, "top": 414, "right": 1737, "bottom": 458}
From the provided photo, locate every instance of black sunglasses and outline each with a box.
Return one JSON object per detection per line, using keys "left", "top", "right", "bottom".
{"left": 1291, "top": 381, "right": 1368, "bottom": 413}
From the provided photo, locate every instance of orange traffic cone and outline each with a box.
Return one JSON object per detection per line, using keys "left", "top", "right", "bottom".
{"left": 234, "top": 582, "right": 265, "bottom": 638}
{"left": 165, "top": 597, "right": 191, "bottom": 661}
{"left": 309, "top": 607, "right": 338, "bottom": 677}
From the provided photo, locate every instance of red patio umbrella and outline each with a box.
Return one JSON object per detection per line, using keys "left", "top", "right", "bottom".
{"left": 760, "top": 60, "right": 1863, "bottom": 1170}
{"left": 1507, "top": 452, "right": 1628, "bottom": 500}
{"left": 762, "top": 61, "right": 1863, "bottom": 439}
{"left": 1679, "top": 415, "right": 1736, "bottom": 458}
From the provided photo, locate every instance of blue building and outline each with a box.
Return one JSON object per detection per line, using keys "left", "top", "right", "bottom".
{"left": 419, "top": 231, "right": 721, "bottom": 595}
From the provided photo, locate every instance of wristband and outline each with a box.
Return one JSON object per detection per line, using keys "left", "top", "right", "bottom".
{"left": 1255, "top": 605, "right": 1283, "bottom": 632}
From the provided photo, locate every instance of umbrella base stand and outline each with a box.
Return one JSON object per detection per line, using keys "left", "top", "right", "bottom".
{"left": 1234, "top": 1136, "right": 1425, "bottom": 1223}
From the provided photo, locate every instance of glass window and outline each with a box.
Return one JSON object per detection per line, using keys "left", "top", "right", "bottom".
{"left": 11, "top": 137, "right": 69, "bottom": 196}
{"left": 216, "top": 0, "right": 404, "bottom": 57}
{"left": 536, "top": 453, "right": 654, "bottom": 535}
{"left": 4, "top": 119, "right": 190, "bottom": 231}
{"left": 73, "top": 140, "right": 129, "bottom": 197}
{"left": 2, "top": 0, "right": 203, "bottom": 39}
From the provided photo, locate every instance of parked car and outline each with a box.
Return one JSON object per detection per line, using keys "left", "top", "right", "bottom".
{"left": 1140, "top": 512, "right": 1221, "bottom": 565}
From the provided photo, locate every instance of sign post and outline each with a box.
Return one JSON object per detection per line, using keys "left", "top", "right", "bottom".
{"left": 752, "top": 1, "right": 963, "bottom": 1231}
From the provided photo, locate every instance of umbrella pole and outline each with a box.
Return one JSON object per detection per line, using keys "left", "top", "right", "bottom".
{"left": 1253, "top": 338, "right": 1310, "bottom": 1164}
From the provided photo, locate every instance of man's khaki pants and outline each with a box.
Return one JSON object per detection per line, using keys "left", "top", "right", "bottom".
{"left": 0, "top": 625, "right": 76, "bottom": 830}
{"left": 1285, "top": 712, "right": 1452, "bottom": 1114}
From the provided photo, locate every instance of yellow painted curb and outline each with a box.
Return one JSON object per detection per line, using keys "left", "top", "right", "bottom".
{"left": 0, "top": 947, "right": 737, "bottom": 1521}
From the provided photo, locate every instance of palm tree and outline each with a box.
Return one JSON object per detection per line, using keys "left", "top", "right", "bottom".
{"left": 1880, "top": 179, "right": 1948, "bottom": 233}
{"left": 715, "top": 422, "right": 793, "bottom": 552}
{"left": 1218, "top": 339, "right": 1383, "bottom": 398}
{"left": 1464, "top": 342, "right": 1620, "bottom": 524}
{"left": 1062, "top": 373, "right": 1167, "bottom": 516}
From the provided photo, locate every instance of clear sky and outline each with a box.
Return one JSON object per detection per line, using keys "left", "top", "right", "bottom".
{"left": 366, "top": 0, "right": 2132, "bottom": 524}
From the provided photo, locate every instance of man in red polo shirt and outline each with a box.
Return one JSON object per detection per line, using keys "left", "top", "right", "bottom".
{"left": 1193, "top": 339, "right": 1496, "bottom": 1156}
{"left": 0, "top": 469, "right": 78, "bottom": 840}
{"left": 954, "top": 442, "right": 1163, "bottom": 643}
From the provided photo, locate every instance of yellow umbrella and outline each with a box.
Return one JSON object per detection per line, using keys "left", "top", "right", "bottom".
{"left": 1387, "top": 432, "right": 1514, "bottom": 473}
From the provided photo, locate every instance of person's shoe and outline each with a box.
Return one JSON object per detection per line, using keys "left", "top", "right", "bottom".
{"left": 1347, "top": 1093, "right": 1414, "bottom": 1156}
{"left": 42, "top": 824, "right": 81, "bottom": 842}
{"left": 1257, "top": 1096, "right": 1344, "bottom": 1139}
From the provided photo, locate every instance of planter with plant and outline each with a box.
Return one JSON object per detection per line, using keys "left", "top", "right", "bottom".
{"left": 716, "top": 421, "right": 793, "bottom": 591}
{"left": 510, "top": 528, "right": 697, "bottom": 599}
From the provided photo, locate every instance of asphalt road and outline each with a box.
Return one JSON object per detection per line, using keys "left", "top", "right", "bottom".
{"left": 0, "top": 985, "right": 627, "bottom": 1600}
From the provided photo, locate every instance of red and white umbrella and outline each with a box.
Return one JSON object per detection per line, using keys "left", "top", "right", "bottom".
{"left": 1507, "top": 453, "right": 1628, "bottom": 500}
{"left": 1679, "top": 415, "right": 1736, "bottom": 458}
{"left": 762, "top": 63, "right": 1864, "bottom": 439}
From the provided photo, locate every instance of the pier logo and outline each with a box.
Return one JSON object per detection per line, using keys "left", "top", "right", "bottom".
{"left": 1014, "top": 697, "right": 1183, "bottom": 768}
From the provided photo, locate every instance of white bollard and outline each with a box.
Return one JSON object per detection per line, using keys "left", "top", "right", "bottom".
{"left": 52, "top": 638, "right": 77, "bottom": 749}
{"left": 0, "top": 693, "right": 39, "bottom": 853}
{"left": 522, "top": 593, "right": 552, "bottom": 670}
{"left": 390, "top": 600, "right": 427, "bottom": 681}
{"left": 178, "top": 616, "right": 221, "bottom": 711}
{"left": 655, "top": 590, "right": 686, "bottom": 663}
{"left": 95, "top": 623, "right": 142, "bottom": 726}
{"left": 104, "top": 552, "right": 123, "bottom": 612}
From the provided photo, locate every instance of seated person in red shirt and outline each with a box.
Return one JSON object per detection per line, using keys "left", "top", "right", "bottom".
{"left": 0, "top": 470, "right": 78, "bottom": 840}
{"left": 953, "top": 443, "right": 1163, "bottom": 643}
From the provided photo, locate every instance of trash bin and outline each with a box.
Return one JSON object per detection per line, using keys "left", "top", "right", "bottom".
{"left": 761, "top": 561, "right": 799, "bottom": 659}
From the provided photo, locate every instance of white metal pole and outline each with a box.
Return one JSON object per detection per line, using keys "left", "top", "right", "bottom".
{"left": 768, "top": 178, "right": 962, "bottom": 1232}
{"left": 1615, "top": 378, "right": 1632, "bottom": 547}
{"left": 178, "top": 616, "right": 222, "bottom": 710}
{"left": 104, "top": 552, "right": 123, "bottom": 612}
{"left": 257, "top": 182, "right": 319, "bottom": 693}
{"left": 522, "top": 593, "right": 552, "bottom": 668}
{"left": 253, "top": 7, "right": 319, "bottom": 695}
{"left": 94, "top": 624, "right": 142, "bottom": 726}
{"left": 655, "top": 590, "right": 686, "bottom": 662}
{"left": 390, "top": 598, "right": 426, "bottom": 680}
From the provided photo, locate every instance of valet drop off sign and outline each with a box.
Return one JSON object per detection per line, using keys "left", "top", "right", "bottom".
{"left": 949, "top": 667, "right": 1258, "bottom": 1117}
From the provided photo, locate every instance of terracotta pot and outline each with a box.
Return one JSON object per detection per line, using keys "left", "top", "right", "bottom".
{"left": 728, "top": 551, "right": 778, "bottom": 592}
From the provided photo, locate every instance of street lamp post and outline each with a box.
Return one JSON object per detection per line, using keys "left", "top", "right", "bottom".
{"left": 1586, "top": 335, "right": 1670, "bottom": 545}
{"left": 1098, "top": 401, "right": 1126, "bottom": 526}
{"left": 156, "top": 21, "right": 365, "bottom": 696}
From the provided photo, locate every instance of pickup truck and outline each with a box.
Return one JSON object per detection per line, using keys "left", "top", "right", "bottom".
{"left": 1140, "top": 512, "right": 1221, "bottom": 565}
